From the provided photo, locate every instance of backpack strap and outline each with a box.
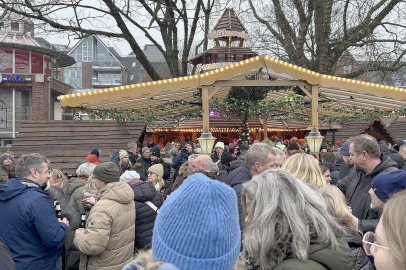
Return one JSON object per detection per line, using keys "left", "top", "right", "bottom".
{"left": 145, "top": 201, "right": 159, "bottom": 213}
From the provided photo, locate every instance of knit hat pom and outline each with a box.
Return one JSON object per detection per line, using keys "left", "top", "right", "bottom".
{"left": 152, "top": 173, "right": 240, "bottom": 270}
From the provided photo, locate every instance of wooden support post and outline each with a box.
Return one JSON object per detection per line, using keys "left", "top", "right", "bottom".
{"left": 311, "top": 85, "right": 319, "bottom": 130}
{"left": 201, "top": 86, "right": 210, "bottom": 133}
{"left": 262, "top": 113, "right": 269, "bottom": 140}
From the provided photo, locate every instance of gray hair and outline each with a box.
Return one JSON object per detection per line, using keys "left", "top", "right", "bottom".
{"left": 242, "top": 169, "right": 341, "bottom": 269}
{"left": 127, "top": 141, "right": 137, "bottom": 150}
{"left": 246, "top": 143, "right": 281, "bottom": 169}
{"left": 76, "top": 162, "right": 96, "bottom": 178}
{"left": 188, "top": 154, "right": 200, "bottom": 162}
{"left": 15, "top": 153, "right": 49, "bottom": 178}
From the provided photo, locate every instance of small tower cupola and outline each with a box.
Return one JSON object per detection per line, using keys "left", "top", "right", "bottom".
{"left": 208, "top": 8, "right": 249, "bottom": 47}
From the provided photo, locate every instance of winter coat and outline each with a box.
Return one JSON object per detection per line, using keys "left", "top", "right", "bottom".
{"left": 64, "top": 178, "right": 87, "bottom": 270}
{"left": 337, "top": 157, "right": 397, "bottom": 232}
{"left": 211, "top": 152, "right": 234, "bottom": 170}
{"left": 171, "top": 151, "right": 189, "bottom": 174}
{"left": 342, "top": 226, "right": 375, "bottom": 270}
{"left": 139, "top": 157, "right": 152, "bottom": 176}
{"left": 170, "top": 175, "right": 187, "bottom": 194}
{"left": 0, "top": 237, "right": 15, "bottom": 270}
{"left": 0, "top": 178, "right": 68, "bottom": 270}
{"left": 73, "top": 181, "right": 135, "bottom": 270}
{"left": 162, "top": 157, "right": 175, "bottom": 180}
{"left": 225, "top": 166, "right": 252, "bottom": 228}
{"left": 131, "top": 181, "right": 163, "bottom": 250}
{"left": 273, "top": 237, "right": 354, "bottom": 270}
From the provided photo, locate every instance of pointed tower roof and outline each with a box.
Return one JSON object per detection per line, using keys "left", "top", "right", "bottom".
{"left": 208, "top": 8, "right": 249, "bottom": 40}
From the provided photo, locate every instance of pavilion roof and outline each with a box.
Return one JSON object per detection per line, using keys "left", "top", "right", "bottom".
{"left": 58, "top": 55, "right": 406, "bottom": 122}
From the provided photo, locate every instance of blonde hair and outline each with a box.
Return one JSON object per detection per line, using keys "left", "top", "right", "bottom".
{"left": 319, "top": 185, "right": 357, "bottom": 231}
{"left": 50, "top": 168, "right": 68, "bottom": 187}
{"left": 282, "top": 153, "right": 326, "bottom": 188}
{"left": 381, "top": 190, "right": 406, "bottom": 269}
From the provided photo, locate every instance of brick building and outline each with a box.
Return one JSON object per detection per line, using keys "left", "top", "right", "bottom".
{"left": 0, "top": 13, "right": 74, "bottom": 146}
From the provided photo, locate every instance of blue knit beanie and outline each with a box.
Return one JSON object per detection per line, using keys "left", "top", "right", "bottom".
{"left": 340, "top": 139, "right": 351, "bottom": 156}
{"left": 152, "top": 173, "right": 240, "bottom": 270}
{"left": 372, "top": 170, "right": 406, "bottom": 202}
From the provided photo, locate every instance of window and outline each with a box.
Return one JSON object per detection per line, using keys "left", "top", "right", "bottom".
{"left": 15, "top": 50, "right": 29, "bottom": 73}
{"left": 15, "top": 89, "right": 31, "bottom": 120}
{"left": 1, "top": 139, "right": 14, "bottom": 147}
{"left": 31, "top": 52, "right": 43, "bottom": 74}
{"left": 131, "top": 62, "right": 136, "bottom": 67}
{"left": 71, "top": 46, "right": 83, "bottom": 62}
{"left": 82, "top": 38, "right": 93, "bottom": 62}
{"left": 343, "top": 65, "right": 352, "bottom": 74}
{"left": 0, "top": 22, "right": 4, "bottom": 30}
{"left": 63, "top": 66, "right": 82, "bottom": 89}
{"left": 10, "top": 22, "right": 19, "bottom": 32}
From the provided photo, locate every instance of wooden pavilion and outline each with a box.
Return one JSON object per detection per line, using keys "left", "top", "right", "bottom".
{"left": 58, "top": 55, "right": 406, "bottom": 144}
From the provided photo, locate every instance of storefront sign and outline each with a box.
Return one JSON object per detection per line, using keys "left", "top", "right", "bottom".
{"left": 0, "top": 74, "right": 26, "bottom": 83}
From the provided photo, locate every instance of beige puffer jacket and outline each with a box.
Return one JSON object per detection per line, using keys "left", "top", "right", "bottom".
{"left": 74, "top": 181, "right": 135, "bottom": 270}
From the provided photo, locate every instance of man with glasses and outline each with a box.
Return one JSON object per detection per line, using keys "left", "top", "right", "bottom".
{"left": 0, "top": 152, "right": 14, "bottom": 183}
{"left": 0, "top": 153, "right": 69, "bottom": 269}
{"left": 337, "top": 134, "right": 398, "bottom": 233}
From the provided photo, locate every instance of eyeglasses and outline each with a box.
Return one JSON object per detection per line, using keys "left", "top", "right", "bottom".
{"left": 362, "top": 231, "right": 390, "bottom": 256}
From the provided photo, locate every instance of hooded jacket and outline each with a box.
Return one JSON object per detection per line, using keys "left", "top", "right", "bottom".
{"left": 73, "top": 181, "right": 135, "bottom": 270}
{"left": 337, "top": 156, "right": 397, "bottom": 232}
{"left": 0, "top": 178, "right": 68, "bottom": 270}
{"left": 131, "top": 181, "right": 163, "bottom": 250}
{"left": 274, "top": 237, "right": 354, "bottom": 270}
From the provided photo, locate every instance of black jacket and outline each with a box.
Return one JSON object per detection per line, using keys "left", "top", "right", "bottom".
{"left": 342, "top": 225, "right": 375, "bottom": 270}
{"left": 211, "top": 152, "right": 234, "bottom": 170}
{"left": 337, "top": 157, "right": 398, "bottom": 232}
{"left": 131, "top": 181, "right": 163, "bottom": 250}
{"left": 225, "top": 166, "right": 252, "bottom": 228}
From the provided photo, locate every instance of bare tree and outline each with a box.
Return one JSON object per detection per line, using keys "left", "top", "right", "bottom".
{"left": 243, "top": 0, "right": 406, "bottom": 76}
{"left": 0, "top": 0, "right": 217, "bottom": 79}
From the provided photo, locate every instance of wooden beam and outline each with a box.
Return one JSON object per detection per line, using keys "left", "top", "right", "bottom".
{"left": 208, "top": 79, "right": 309, "bottom": 88}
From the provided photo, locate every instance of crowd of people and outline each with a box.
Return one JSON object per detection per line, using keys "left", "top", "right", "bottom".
{"left": 0, "top": 134, "right": 405, "bottom": 270}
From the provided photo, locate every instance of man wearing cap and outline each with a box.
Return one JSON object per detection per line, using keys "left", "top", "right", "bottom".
{"left": 337, "top": 134, "right": 398, "bottom": 233}
{"left": 369, "top": 170, "right": 406, "bottom": 209}
{"left": 210, "top": 141, "right": 234, "bottom": 171}
{"left": 337, "top": 139, "right": 354, "bottom": 180}
{"left": 74, "top": 162, "right": 135, "bottom": 270}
